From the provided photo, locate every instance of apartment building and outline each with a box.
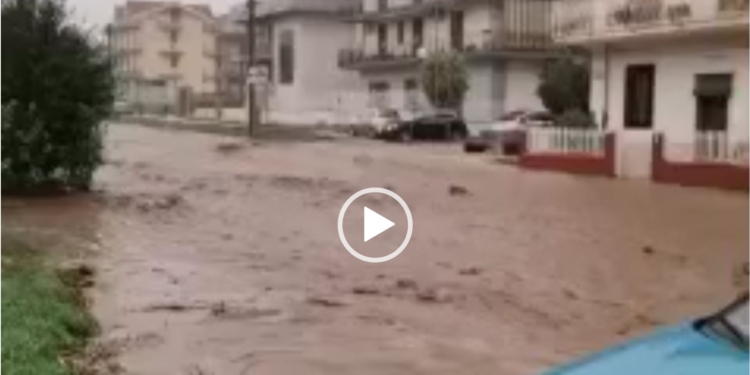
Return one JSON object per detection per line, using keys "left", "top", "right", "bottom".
{"left": 216, "top": 14, "right": 248, "bottom": 107}
{"left": 108, "top": 1, "right": 219, "bottom": 114}
{"left": 340, "top": 0, "right": 555, "bottom": 123}
{"left": 553, "top": 0, "right": 749, "bottom": 177}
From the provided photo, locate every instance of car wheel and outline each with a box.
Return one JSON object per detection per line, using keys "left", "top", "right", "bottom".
{"left": 464, "top": 143, "right": 487, "bottom": 153}
{"left": 399, "top": 130, "right": 413, "bottom": 143}
{"left": 451, "top": 131, "right": 466, "bottom": 142}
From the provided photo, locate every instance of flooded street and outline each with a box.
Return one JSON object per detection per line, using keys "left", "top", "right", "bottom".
{"left": 4, "top": 123, "right": 748, "bottom": 375}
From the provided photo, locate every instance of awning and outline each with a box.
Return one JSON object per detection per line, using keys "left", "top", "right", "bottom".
{"left": 694, "top": 74, "right": 733, "bottom": 97}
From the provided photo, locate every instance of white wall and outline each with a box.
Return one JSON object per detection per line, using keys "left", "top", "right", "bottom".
{"left": 463, "top": 62, "right": 504, "bottom": 123}
{"left": 503, "top": 60, "right": 545, "bottom": 113}
{"left": 600, "top": 38, "right": 748, "bottom": 142}
{"left": 589, "top": 36, "right": 748, "bottom": 175}
{"left": 267, "top": 15, "right": 367, "bottom": 125}
{"left": 360, "top": 69, "right": 430, "bottom": 113}
{"left": 464, "top": 2, "right": 495, "bottom": 48}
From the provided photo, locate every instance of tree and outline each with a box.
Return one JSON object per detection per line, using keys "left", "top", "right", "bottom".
{"left": 536, "top": 55, "right": 590, "bottom": 116}
{"left": 420, "top": 51, "right": 469, "bottom": 111}
{"left": 2, "top": 0, "right": 114, "bottom": 192}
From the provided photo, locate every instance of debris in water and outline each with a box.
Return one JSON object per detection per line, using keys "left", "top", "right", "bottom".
{"left": 306, "top": 297, "right": 346, "bottom": 308}
{"left": 352, "top": 286, "right": 380, "bottom": 295}
{"left": 458, "top": 267, "right": 482, "bottom": 276}
{"left": 562, "top": 288, "right": 579, "bottom": 300}
{"left": 210, "top": 302, "right": 227, "bottom": 316}
{"left": 215, "top": 141, "right": 245, "bottom": 154}
{"left": 416, "top": 288, "right": 451, "bottom": 303}
{"left": 642, "top": 246, "right": 655, "bottom": 255}
{"left": 449, "top": 185, "right": 470, "bottom": 196}
{"left": 395, "top": 278, "right": 418, "bottom": 290}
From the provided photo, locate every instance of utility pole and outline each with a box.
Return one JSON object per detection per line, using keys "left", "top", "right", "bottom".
{"left": 214, "top": 34, "right": 223, "bottom": 120}
{"left": 245, "top": 0, "right": 257, "bottom": 137}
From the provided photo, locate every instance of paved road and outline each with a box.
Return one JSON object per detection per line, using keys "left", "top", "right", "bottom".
{"left": 4, "top": 123, "right": 748, "bottom": 375}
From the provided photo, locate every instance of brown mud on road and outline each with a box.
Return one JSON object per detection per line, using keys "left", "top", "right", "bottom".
{"left": 3, "top": 123, "right": 748, "bottom": 375}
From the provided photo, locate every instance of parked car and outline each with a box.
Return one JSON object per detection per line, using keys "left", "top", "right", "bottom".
{"left": 542, "top": 293, "right": 749, "bottom": 375}
{"left": 464, "top": 110, "right": 554, "bottom": 154}
{"left": 379, "top": 111, "right": 469, "bottom": 142}
{"left": 351, "top": 108, "right": 401, "bottom": 138}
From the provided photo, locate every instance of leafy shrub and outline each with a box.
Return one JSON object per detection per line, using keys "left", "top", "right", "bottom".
{"left": 2, "top": 0, "right": 114, "bottom": 192}
{"left": 420, "top": 51, "right": 469, "bottom": 110}
{"left": 537, "top": 55, "right": 590, "bottom": 116}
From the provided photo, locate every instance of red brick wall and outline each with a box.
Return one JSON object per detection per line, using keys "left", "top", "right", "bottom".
{"left": 652, "top": 134, "right": 749, "bottom": 191}
{"left": 519, "top": 133, "right": 616, "bottom": 178}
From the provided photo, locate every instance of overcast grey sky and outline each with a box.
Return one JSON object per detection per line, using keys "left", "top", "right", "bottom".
{"left": 68, "top": 0, "right": 240, "bottom": 31}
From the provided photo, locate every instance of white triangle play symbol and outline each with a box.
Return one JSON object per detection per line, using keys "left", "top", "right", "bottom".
{"left": 364, "top": 207, "right": 395, "bottom": 242}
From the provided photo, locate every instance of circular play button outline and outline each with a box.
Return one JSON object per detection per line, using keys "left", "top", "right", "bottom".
{"left": 338, "top": 187, "right": 413, "bottom": 264}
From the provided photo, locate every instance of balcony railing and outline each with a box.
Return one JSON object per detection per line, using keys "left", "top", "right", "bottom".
{"left": 338, "top": 45, "right": 422, "bottom": 69}
{"left": 553, "top": 0, "right": 749, "bottom": 42}
{"left": 463, "top": 28, "right": 554, "bottom": 53}
{"left": 340, "top": 30, "right": 553, "bottom": 69}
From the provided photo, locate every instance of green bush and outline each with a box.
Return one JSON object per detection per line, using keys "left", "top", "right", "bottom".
{"left": 2, "top": 0, "right": 114, "bottom": 192}
{"left": 420, "top": 51, "right": 469, "bottom": 110}
{"left": 537, "top": 55, "right": 590, "bottom": 116}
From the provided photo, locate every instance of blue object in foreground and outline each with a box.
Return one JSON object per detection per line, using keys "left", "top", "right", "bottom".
{"left": 543, "top": 295, "right": 749, "bottom": 375}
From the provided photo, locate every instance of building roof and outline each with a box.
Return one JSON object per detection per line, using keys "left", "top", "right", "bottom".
{"left": 227, "top": 0, "right": 359, "bottom": 22}
{"left": 115, "top": 1, "right": 215, "bottom": 23}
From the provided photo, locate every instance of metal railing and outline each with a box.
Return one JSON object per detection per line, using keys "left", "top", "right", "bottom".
{"left": 694, "top": 131, "right": 749, "bottom": 164}
{"left": 338, "top": 45, "right": 421, "bottom": 68}
{"left": 527, "top": 127, "right": 607, "bottom": 155}
{"left": 553, "top": 0, "right": 749, "bottom": 41}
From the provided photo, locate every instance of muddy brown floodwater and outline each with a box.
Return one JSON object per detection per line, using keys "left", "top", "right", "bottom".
{"left": 4, "top": 123, "right": 748, "bottom": 375}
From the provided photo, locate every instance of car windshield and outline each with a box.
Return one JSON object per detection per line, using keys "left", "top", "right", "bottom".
{"left": 378, "top": 109, "right": 399, "bottom": 120}
{"left": 703, "top": 295, "right": 749, "bottom": 349}
{"left": 499, "top": 110, "right": 526, "bottom": 121}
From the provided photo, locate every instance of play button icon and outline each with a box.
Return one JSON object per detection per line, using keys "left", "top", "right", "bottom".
{"left": 364, "top": 207, "right": 395, "bottom": 242}
{"left": 338, "top": 188, "right": 414, "bottom": 263}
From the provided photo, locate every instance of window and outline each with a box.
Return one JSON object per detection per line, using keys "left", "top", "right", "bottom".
{"left": 404, "top": 79, "right": 419, "bottom": 110}
{"left": 377, "top": 24, "right": 388, "bottom": 55}
{"left": 170, "top": 55, "right": 179, "bottom": 68}
{"left": 170, "top": 7, "right": 180, "bottom": 23}
{"left": 695, "top": 74, "right": 732, "bottom": 131}
{"left": 397, "top": 21, "right": 405, "bottom": 44}
{"left": 170, "top": 30, "right": 178, "bottom": 43}
{"left": 369, "top": 81, "right": 390, "bottom": 109}
{"left": 624, "top": 64, "right": 655, "bottom": 129}
{"left": 450, "top": 11, "right": 464, "bottom": 50}
{"left": 413, "top": 18, "right": 423, "bottom": 49}
{"left": 378, "top": 0, "right": 388, "bottom": 11}
{"left": 279, "top": 30, "right": 294, "bottom": 84}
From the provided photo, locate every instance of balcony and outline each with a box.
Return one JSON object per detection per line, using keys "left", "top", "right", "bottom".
{"left": 462, "top": 28, "right": 555, "bottom": 57}
{"left": 553, "top": 0, "right": 749, "bottom": 44}
{"left": 350, "top": 0, "right": 451, "bottom": 22}
{"left": 340, "top": 28, "right": 554, "bottom": 70}
{"left": 338, "top": 44, "right": 422, "bottom": 70}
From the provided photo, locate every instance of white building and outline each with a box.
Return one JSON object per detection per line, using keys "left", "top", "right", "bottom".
{"left": 230, "top": 0, "right": 368, "bottom": 126}
{"left": 108, "top": 1, "right": 220, "bottom": 114}
{"left": 553, "top": 0, "right": 749, "bottom": 177}
{"left": 341, "top": 0, "right": 556, "bottom": 123}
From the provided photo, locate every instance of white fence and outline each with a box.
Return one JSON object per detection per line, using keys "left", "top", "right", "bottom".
{"left": 527, "top": 128, "right": 607, "bottom": 155}
{"left": 694, "top": 131, "right": 749, "bottom": 165}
